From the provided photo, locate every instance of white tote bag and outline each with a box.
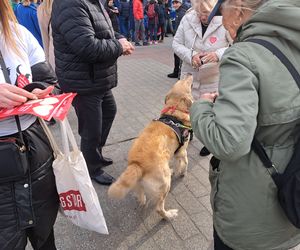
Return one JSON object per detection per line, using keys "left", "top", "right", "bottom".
{"left": 40, "top": 118, "right": 108, "bottom": 234}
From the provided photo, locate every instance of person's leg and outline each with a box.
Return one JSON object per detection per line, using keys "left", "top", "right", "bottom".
{"left": 99, "top": 90, "right": 117, "bottom": 150}
{"left": 160, "top": 23, "right": 165, "bottom": 41}
{"left": 167, "top": 53, "right": 180, "bottom": 78}
{"left": 140, "top": 20, "right": 145, "bottom": 43}
{"left": 148, "top": 23, "right": 154, "bottom": 42}
{"left": 134, "top": 19, "right": 141, "bottom": 45}
{"left": 73, "top": 94, "right": 103, "bottom": 175}
{"left": 0, "top": 182, "right": 28, "bottom": 249}
{"left": 24, "top": 122, "right": 59, "bottom": 250}
{"left": 119, "top": 16, "right": 126, "bottom": 36}
{"left": 214, "top": 229, "right": 233, "bottom": 250}
{"left": 125, "top": 17, "right": 130, "bottom": 40}
{"left": 153, "top": 23, "right": 158, "bottom": 42}
{"left": 73, "top": 94, "right": 115, "bottom": 185}
{"left": 174, "top": 53, "right": 180, "bottom": 74}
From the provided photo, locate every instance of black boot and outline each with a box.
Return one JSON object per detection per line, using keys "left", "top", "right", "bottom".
{"left": 98, "top": 148, "right": 113, "bottom": 166}
{"left": 199, "top": 146, "right": 210, "bottom": 156}
{"left": 91, "top": 169, "right": 115, "bottom": 186}
{"left": 167, "top": 72, "right": 179, "bottom": 78}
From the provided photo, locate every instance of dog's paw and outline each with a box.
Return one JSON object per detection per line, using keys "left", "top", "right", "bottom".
{"left": 165, "top": 209, "right": 178, "bottom": 219}
{"left": 138, "top": 194, "right": 147, "bottom": 207}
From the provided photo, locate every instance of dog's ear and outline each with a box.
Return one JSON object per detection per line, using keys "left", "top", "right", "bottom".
{"left": 181, "top": 94, "right": 193, "bottom": 108}
{"left": 165, "top": 92, "right": 174, "bottom": 104}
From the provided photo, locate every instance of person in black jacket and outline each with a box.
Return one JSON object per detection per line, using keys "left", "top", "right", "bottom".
{"left": 167, "top": 0, "right": 187, "bottom": 78}
{"left": 105, "top": 0, "right": 120, "bottom": 32}
{"left": 52, "top": 0, "right": 134, "bottom": 186}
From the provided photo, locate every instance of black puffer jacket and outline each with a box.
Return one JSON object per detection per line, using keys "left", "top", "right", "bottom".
{"left": 51, "top": 0, "right": 124, "bottom": 95}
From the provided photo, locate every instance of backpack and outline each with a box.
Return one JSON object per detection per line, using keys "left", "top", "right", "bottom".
{"left": 147, "top": 4, "right": 156, "bottom": 19}
{"left": 249, "top": 38, "right": 300, "bottom": 228}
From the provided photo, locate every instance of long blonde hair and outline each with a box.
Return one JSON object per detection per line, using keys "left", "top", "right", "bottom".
{"left": 191, "top": 0, "right": 217, "bottom": 11}
{"left": 0, "top": 0, "right": 21, "bottom": 55}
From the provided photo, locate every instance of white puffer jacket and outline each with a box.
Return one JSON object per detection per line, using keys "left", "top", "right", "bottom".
{"left": 172, "top": 10, "right": 231, "bottom": 98}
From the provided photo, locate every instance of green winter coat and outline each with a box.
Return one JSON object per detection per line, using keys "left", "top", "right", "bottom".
{"left": 190, "top": 0, "right": 300, "bottom": 249}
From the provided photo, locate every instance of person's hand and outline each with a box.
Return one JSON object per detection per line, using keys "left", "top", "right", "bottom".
{"left": 191, "top": 52, "right": 203, "bottom": 69}
{"left": 200, "top": 92, "right": 219, "bottom": 102}
{"left": 32, "top": 85, "right": 54, "bottom": 99}
{"left": 0, "top": 83, "right": 38, "bottom": 109}
{"left": 201, "top": 52, "right": 219, "bottom": 64}
{"left": 118, "top": 38, "right": 134, "bottom": 56}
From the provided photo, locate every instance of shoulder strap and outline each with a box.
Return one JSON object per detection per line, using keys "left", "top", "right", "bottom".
{"left": 247, "top": 38, "right": 300, "bottom": 173}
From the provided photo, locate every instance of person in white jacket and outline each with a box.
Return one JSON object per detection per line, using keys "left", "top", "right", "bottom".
{"left": 172, "top": 0, "right": 231, "bottom": 156}
{"left": 173, "top": 0, "right": 231, "bottom": 98}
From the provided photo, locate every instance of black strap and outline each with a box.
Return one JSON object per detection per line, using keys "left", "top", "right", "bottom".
{"left": 0, "top": 51, "right": 25, "bottom": 145}
{"left": 248, "top": 39, "right": 300, "bottom": 173}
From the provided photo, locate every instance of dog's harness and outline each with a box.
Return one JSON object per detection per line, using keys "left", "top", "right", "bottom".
{"left": 154, "top": 115, "right": 192, "bottom": 153}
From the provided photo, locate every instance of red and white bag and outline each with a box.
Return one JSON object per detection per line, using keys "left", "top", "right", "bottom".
{"left": 40, "top": 118, "right": 108, "bottom": 234}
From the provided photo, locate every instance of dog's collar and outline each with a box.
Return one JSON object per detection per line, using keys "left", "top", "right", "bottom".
{"left": 161, "top": 106, "right": 190, "bottom": 115}
{"left": 154, "top": 115, "right": 192, "bottom": 153}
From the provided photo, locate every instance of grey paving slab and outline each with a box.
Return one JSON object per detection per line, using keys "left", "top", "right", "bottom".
{"left": 26, "top": 37, "right": 213, "bottom": 250}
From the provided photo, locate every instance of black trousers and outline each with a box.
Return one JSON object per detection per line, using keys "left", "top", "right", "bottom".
{"left": 214, "top": 229, "right": 233, "bottom": 250}
{"left": 72, "top": 90, "right": 117, "bottom": 176}
{"left": 173, "top": 53, "right": 180, "bottom": 74}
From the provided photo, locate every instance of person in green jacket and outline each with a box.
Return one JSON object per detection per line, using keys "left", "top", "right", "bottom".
{"left": 190, "top": 0, "right": 300, "bottom": 249}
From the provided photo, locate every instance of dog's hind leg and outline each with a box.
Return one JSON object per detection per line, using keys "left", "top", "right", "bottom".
{"left": 134, "top": 184, "right": 146, "bottom": 207}
{"left": 174, "top": 141, "right": 189, "bottom": 177}
{"left": 155, "top": 173, "right": 178, "bottom": 220}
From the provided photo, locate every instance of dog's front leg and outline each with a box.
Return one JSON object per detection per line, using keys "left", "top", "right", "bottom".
{"left": 174, "top": 141, "right": 189, "bottom": 177}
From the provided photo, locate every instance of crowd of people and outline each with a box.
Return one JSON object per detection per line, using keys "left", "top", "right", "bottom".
{"left": 1, "top": 0, "right": 300, "bottom": 249}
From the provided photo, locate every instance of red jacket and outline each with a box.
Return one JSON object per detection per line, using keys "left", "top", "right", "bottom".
{"left": 133, "top": 0, "right": 144, "bottom": 20}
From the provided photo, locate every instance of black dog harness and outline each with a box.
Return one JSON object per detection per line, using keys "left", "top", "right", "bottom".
{"left": 154, "top": 115, "right": 192, "bottom": 153}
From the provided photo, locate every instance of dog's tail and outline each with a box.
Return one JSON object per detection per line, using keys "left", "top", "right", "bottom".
{"left": 108, "top": 163, "right": 142, "bottom": 199}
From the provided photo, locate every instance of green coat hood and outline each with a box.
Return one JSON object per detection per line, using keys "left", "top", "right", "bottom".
{"left": 238, "top": 0, "right": 300, "bottom": 50}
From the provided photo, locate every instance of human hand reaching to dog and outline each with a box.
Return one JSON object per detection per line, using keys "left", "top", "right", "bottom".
{"left": 118, "top": 38, "right": 134, "bottom": 56}
{"left": 200, "top": 92, "right": 219, "bottom": 103}
{"left": 201, "top": 52, "right": 219, "bottom": 64}
{"left": 192, "top": 52, "right": 204, "bottom": 69}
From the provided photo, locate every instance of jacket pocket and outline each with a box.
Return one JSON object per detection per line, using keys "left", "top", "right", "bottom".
{"left": 209, "top": 156, "right": 220, "bottom": 211}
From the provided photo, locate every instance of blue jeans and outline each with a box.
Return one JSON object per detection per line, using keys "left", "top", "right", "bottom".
{"left": 119, "top": 16, "right": 130, "bottom": 39}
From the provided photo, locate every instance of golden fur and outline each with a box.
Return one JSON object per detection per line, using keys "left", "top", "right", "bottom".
{"left": 108, "top": 75, "right": 193, "bottom": 219}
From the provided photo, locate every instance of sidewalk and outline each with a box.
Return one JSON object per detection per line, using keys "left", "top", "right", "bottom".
{"left": 42, "top": 37, "right": 213, "bottom": 250}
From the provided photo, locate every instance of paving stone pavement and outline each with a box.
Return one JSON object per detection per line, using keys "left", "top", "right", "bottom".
{"left": 26, "top": 37, "right": 300, "bottom": 250}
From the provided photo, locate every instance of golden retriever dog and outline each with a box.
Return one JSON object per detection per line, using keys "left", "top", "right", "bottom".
{"left": 108, "top": 75, "right": 193, "bottom": 220}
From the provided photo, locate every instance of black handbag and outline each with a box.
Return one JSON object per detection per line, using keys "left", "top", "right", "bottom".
{"left": 0, "top": 52, "right": 29, "bottom": 182}
{"left": 248, "top": 39, "right": 300, "bottom": 228}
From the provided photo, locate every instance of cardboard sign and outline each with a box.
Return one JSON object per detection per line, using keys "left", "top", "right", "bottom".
{"left": 0, "top": 93, "right": 77, "bottom": 121}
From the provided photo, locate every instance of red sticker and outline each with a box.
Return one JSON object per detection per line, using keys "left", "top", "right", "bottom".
{"left": 210, "top": 36, "right": 217, "bottom": 44}
{"left": 59, "top": 190, "right": 87, "bottom": 212}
